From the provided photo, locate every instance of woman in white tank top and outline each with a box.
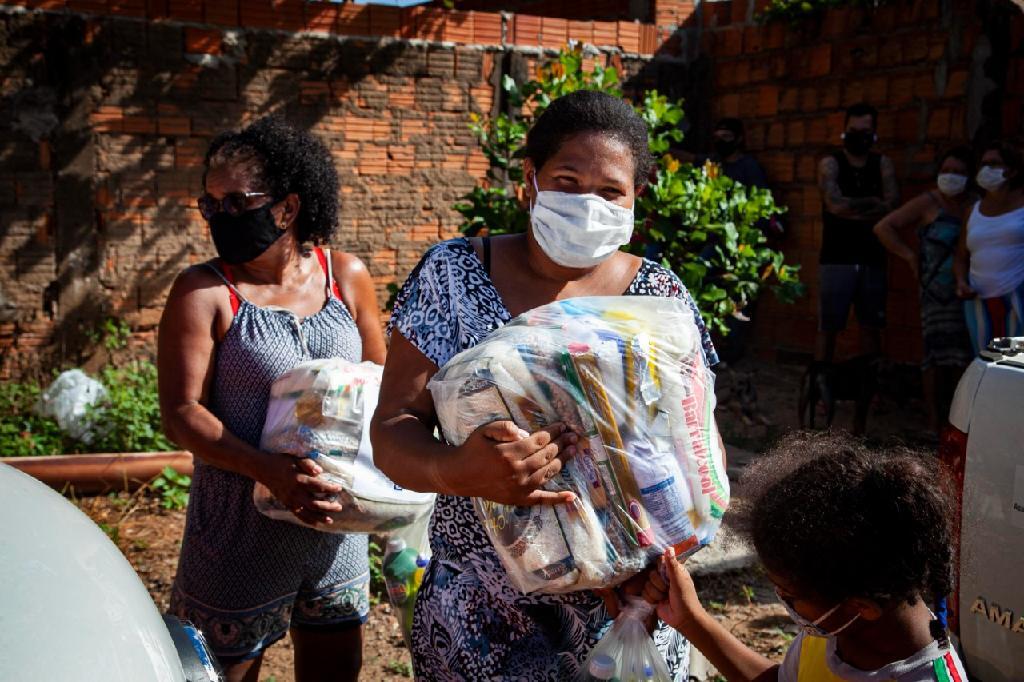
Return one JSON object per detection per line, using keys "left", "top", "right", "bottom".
{"left": 954, "top": 140, "right": 1024, "bottom": 353}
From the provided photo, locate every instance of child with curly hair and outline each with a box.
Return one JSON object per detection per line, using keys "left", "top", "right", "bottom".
{"left": 643, "top": 432, "right": 968, "bottom": 681}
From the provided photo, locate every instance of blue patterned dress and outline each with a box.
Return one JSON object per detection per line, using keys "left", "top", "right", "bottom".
{"left": 170, "top": 250, "right": 371, "bottom": 663}
{"left": 389, "top": 238, "right": 718, "bottom": 681}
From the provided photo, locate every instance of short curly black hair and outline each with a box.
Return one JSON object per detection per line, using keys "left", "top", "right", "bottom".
{"left": 731, "top": 432, "right": 954, "bottom": 608}
{"left": 204, "top": 115, "right": 339, "bottom": 245}
{"left": 524, "top": 90, "right": 652, "bottom": 187}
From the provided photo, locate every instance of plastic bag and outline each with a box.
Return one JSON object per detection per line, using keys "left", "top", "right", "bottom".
{"left": 34, "top": 369, "right": 107, "bottom": 443}
{"left": 578, "top": 598, "right": 672, "bottom": 681}
{"left": 381, "top": 511, "right": 432, "bottom": 650}
{"left": 428, "top": 296, "right": 728, "bottom": 594}
{"left": 255, "top": 358, "right": 434, "bottom": 533}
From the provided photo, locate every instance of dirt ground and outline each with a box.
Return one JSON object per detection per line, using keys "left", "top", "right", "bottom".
{"left": 76, "top": 493, "right": 792, "bottom": 682}
{"left": 72, "top": 356, "right": 935, "bottom": 681}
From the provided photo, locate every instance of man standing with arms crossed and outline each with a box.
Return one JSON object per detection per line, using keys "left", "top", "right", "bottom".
{"left": 817, "top": 102, "right": 899, "bottom": 363}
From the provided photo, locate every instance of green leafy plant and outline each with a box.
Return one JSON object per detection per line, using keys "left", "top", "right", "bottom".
{"left": 150, "top": 466, "right": 191, "bottom": 510}
{"left": 0, "top": 379, "right": 65, "bottom": 456}
{"left": 740, "top": 583, "right": 756, "bottom": 604}
{"left": 85, "top": 360, "right": 174, "bottom": 454}
{"left": 385, "top": 660, "right": 413, "bottom": 677}
{"left": 368, "top": 539, "right": 387, "bottom": 603}
{"left": 758, "top": 0, "right": 890, "bottom": 23}
{"left": 456, "top": 44, "right": 803, "bottom": 335}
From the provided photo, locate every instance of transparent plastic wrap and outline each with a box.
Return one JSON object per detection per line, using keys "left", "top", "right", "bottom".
{"left": 577, "top": 598, "right": 672, "bottom": 682}
{"left": 428, "top": 296, "right": 728, "bottom": 594}
{"left": 382, "top": 511, "right": 432, "bottom": 651}
{"left": 255, "top": 358, "right": 434, "bottom": 533}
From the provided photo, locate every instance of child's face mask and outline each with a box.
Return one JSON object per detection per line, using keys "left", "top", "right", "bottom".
{"left": 776, "top": 589, "right": 860, "bottom": 638}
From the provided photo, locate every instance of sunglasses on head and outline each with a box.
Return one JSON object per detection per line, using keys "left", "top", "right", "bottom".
{"left": 197, "top": 191, "right": 276, "bottom": 220}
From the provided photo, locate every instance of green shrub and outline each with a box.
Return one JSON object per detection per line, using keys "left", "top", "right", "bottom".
{"left": 455, "top": 44, "right": 804, "bottom": 335}
{"left": 758, "top": 0, "right": 890, "bottom": 23}
{"left": 0, "top": 359, "right": 173, "bottom": 457}
{"left": 0, "top": 381, "right": 65, "bottom": 457}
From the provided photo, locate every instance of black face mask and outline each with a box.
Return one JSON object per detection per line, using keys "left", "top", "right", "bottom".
{"left": 209, "top": 203, "right": 285, "bottom": 265}
{"left": 714, "top": 138, "right": 739, "bottom": 159}
{"left": 843, "top": 130, "right": 874, "bottom": 156}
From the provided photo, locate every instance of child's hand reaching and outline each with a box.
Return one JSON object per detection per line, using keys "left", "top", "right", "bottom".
{"left": 642, "top": 547, "right": 705, "bottom": 633}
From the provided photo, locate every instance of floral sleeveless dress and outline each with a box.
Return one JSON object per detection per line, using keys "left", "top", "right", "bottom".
{"left": 389, "top": 238, "right": 718, "bottom": 681}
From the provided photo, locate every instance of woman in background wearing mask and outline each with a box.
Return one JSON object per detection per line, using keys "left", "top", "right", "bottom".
{"left": 371, "top": 90, "right": 717, "bottom": 681}
{"left": 873, "top": 146, "right": 976, "bottom": 432}
{"left": 158, "top": 116, "right": 386, "bottom": 681}
{"left": 953, "top": 139, "right": 1024, "bottom": 354}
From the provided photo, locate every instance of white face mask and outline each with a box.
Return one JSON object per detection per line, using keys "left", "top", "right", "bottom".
{"left": 529, "top": 175, "right": 635, "bottom": 268}
{"left": 776, "top": 589, "right": 860, "bottom": 639}
{"left": 936, "top": 173, "right": 967, "bottom": 196}
{"left": 976, "top": 165, "right": 1007, "bottom": 192}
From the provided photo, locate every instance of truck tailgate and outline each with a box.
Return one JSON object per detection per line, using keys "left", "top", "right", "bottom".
{"left": 959, "top": 361, "right": 1024, "bottom": 681}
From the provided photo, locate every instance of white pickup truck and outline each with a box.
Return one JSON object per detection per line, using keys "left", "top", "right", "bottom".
{"left": 942, "top": 337, "right": 1024, "bottom": 681}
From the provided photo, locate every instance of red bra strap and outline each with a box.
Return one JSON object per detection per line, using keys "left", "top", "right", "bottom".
{"left": 315, "top": 246, "right": 342, "bottom": 299}
{"left": 219, "top": 260, "right": 241, "bottom": 317}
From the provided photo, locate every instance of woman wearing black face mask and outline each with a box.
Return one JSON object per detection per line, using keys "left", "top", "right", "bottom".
{"left": 158, "top": 116, "right": 386, "bottom": 682}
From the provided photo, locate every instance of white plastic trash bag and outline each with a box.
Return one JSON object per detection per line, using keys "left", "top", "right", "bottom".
{"left": 35, "top": 369, "right": 107, "bottom": 443}
{"left": 255, "top": 359, "right": 434, "bottom": 533}
{"left": 577, "top": 597, "right": 672, "bottom": 681}
{"left": 428, "top": 296, "right": 728, "bottom": 594}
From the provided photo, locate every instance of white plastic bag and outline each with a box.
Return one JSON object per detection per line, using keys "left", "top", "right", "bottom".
{"left": 255, "top": 358, "right": 434, "bottom": 533}
{"left": 382, "top": 511, "right": 432, "bottom": 650}
{"left": 34, "top": 369, "right": 107, "bottom": 443}
{"left": 428, "top": 296, "right": 728, "bottom": 594}
{"left": 578, "top": 598, "right": 672, "bottom": 682}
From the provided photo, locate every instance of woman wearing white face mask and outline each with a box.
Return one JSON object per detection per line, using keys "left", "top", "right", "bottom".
{"left": 371, "top": 90, "right": 717, "bottom": 681}
{"left": 953, "top": 139, "right": 1024, "bottom": 354}
{"left": 873, "top": 147, "right": 976, "bottom": 433}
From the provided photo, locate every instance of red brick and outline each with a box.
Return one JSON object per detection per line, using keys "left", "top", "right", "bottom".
{"left": 337, "top": 4, "right": 370, "bottom": 36}
{"left": 445, "top": 10, "right": 474, "bottom": 44}
{"left": 539, "top": 16, "right": 568, "bottom": 49}
{"left": 904, "top": 32, "right": 928, "bottom": 63}
{"left": 568, "top": 20, "right": 594, "bottom": 45}
{"left": 719, "top": 93, "right": 741, "bottom": 118}
{"left": 765, "top": 21, "right": 785, "bottom": 50}
{"left": 786, "top": 120, "right": 805, "bottom": 146}
{"left": 779, "top": 87, "right": 799, "bottom": 113}
{"left": 757, "top": 84, "right": 778, "bottom": 117}
{"left": 879, "top": 39, "right": 903, "bottom": 67}
{"left": 730, "top": 0, "right": 748, "bottom": 24}
{"left": 732, "top": 59, "right": 751, "bottom": 86}
{"left": 416, "top": 8, "right": 446, "bottom": 42}
{"left": 473, "top": 11, "right": 502, "bottom": 45}
{"left": 717, "top": 27, "right": 742, "bottom": 57}
{"left": 796, "top": 154, "right": 818, "bottom": 182}
{"left": 765, "top": 122, "right": 783, "bottom": 148}
{"left": 807, "top": 44, "right": 831, "bottom": 78}
{"left": 204, "top": 0, "right": 237, "bottom": 25}
{"left": 913, "top": 71, "right": 936, "bottom": 99}
{"left": 825, "top": 111, "right": 845, "bottom": 140}
{"left": 304, "top": 2, "right": 338, "bottom": 33}
{"left": 743, "top": 25, "right": 765, "bottom": 53}
{"left": 762, "top": 152, "right": 794, "bottom": 183}
{"left": 617, "top": 20, "right": 640, "bottom": 53}
{"left": 166, "top": 0, "right": 201, "bottom": 22}
{"left": 108, "top": 0, "right": 145, "bottom": 17}
{"left": 592, "top": 20, "right": 617, "bottom": 47}
{"left": 889, "top": 74, "right": 915, "bottom": 107}
{"left": 367, "top": 5, "right": 401, "bottom": 37}
{"left": 806, "top": 118, "right": 829, "bottom": 145}
{"left": 122, "top": 115, "right": 156, "bottom": 135}
{"left": 639, "top": 24, "right": 658, "bottom": 55}
{"left": 185, "top": 28, "right": 221, "bottom": 55}
{"left": 702, "top": 0, "right": 732, "bottom": 28}
{"left": 67, "top": 0, "right": 107, "bottom": 13}
{"left": 842, "top": 80, "right": 865, "bottom": 107}
{"left": 822, "top": 7, "right": 850, "bottom": 38}
{"left": 944, "top": 69, "right": 968, "bottom": 98}
{"left": 895, "top": 108, "right": 921, "bottom": 143}
{"left": 158, "top": 116, "right": 189, "bottom": 136}
{"left": 799, "top": 87, "right": 817, "bottom": 112}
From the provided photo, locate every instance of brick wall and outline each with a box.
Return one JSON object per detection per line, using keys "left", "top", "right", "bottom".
{"left": 1, "top": 0, "right": 1021, "bottom": 375}
{"left": 680, "top": 0, "right": 1024, "bottom": 363}
{"left": 0, "top": 2, "right": 655, "bottom": 378}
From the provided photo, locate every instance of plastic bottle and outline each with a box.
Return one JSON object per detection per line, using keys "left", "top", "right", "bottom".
{"left": 382, "top": 538, "right": 419, "bottom": 606}
{"left": 585, "top": 653, "right": 619, "bottom": 681}
{"left": 630, "top": 438, "right": 695, "bottom": 550}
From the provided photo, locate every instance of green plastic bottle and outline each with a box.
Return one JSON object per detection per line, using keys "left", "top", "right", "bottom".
{"left": 384, "top": 538, "right": 427, "bottom": 639}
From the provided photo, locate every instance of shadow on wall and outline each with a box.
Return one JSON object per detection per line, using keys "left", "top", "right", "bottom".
{"left": 0, "top": 10, "right": 418, "bottom": 378}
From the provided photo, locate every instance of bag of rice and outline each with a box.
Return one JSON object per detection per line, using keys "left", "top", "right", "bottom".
{"left": 255, "top": 358, "right": 434, "bottom": 533}
{"left": 428, "top": 296, "right": 727, "bottom": 594}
